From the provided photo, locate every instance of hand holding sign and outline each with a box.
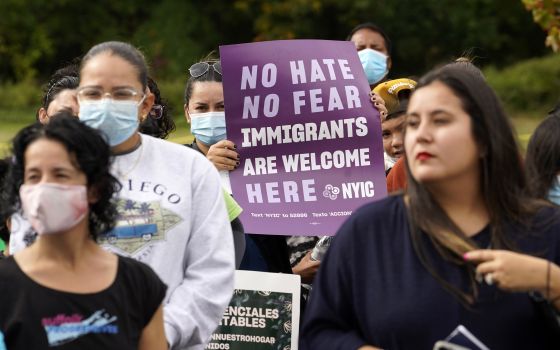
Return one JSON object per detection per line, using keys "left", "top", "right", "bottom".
{"left": 207, "top": 139, "right": 240, "bottom": 171}
{"left": 220, "top": 40, "right": 387, "bottom": 236}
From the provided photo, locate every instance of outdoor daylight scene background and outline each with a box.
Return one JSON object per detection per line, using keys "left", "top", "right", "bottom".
{"left": 0, "top": 0, "right": 559, "bottom": 154}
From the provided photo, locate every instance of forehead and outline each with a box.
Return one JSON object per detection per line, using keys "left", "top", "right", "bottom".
{"left": 351, "top": 29, "right": 387, "bottom": 47}
{"left": 80, "top": 52, "right": 142, "bottom": 89}
{"left": 408, "top": 81, "right": 463, "bottom": 112}
{"left": 52, "top": 89, "right": 76, "bottom": 102}
{"left": 47, "top": 89, "right": 77, "bottom": 115}
{"left": 382, "top": 115, "right": 405, "bottom": 129}
{"left": 24, "top": 138, "right": 75, "bottom": 170}
{"left": 189, "top": 81, "right": 224, "bottom": 102}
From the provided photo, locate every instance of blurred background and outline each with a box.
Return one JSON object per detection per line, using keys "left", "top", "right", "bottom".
{"left": 0, "top": 0, "right": 558, "bottom": 155}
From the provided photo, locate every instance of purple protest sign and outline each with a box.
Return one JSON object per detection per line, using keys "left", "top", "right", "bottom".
{"left": 220, "top": 40, "right": 387, "bottom": 236}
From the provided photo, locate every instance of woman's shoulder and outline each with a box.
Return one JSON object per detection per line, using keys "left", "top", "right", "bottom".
{"left": 116, "top": 255, "right": 165, "bottom": 288}
{"left": 0, "top": 256, "right": 20, "bottom": 279}
{"left": 334, "top": 194, "right": 408, "bottom": 244}
{"left": 350, "top": 194, "right": 406, "bottom": 226}
{"left": 142, "top": 134, "right": 207, "bottom": 161}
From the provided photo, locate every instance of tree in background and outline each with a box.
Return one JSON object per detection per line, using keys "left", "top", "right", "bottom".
{"left": 523, "top": 0, "right": 560, "bottom": 51}
{"left": 0, "top": 0, "right": 550, "bottom": 82}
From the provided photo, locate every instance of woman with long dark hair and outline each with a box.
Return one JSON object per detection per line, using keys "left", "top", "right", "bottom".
{"left": 525, "top": 106, "right": 560, "bottom": 204}
{"left": 301, "top": 61, "right": 560, "bottom": 349}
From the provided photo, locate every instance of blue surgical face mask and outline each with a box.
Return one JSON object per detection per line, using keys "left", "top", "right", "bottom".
{"left": 358, "top": 48, "right": 388, "bottom": 86}
{"left": 548, "top": 176, "right": 560, "bottom": 205}
{"left": 79, "top": 99, "right": 142, "bottom": 146}
{"left": 190, "top": 111, "right": 227, "bottom": 146}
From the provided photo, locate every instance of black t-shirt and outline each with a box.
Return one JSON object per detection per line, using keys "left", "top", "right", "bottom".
{"left": 0, "top": 255, "right": 166, "bottom": 349}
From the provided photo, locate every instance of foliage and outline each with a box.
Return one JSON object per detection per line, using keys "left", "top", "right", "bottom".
{"left": 234, "top": 0, "right": 548, "bottom": 76}
{"left": 523, "top": 0, "right": 560, "bottom": 51}
{"left": 484, "top": 54, "right": 560, "bottom": 112}
{"left": 0, "top": 80, "right": 41, "bottom": 113}
{"left": 0, "top": 0, "right": 550, "bottom": 82}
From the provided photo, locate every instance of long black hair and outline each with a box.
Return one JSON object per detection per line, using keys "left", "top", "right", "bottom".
{"left": 405, "top": 61, "right": 544, "bottom": 305}
{"left": 2, "top": 113, "right": 120, "bottom": 240}
{"left": 525, "top": 106, "right": 560, "bottom": 201}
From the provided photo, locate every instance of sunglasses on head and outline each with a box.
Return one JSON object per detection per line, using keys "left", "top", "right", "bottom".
{"left": 188, "top": 61, "right": 222, "bottom": 78}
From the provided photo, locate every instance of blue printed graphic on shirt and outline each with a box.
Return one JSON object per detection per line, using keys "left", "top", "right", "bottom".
{"left": 99, "top": 199, "right": 182, "bottom": 255}
{"left": 42, "top": 310, "right": 118, "bottom": 346}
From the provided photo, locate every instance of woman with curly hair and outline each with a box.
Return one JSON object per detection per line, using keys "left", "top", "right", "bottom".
{"left": 0, "top": 114, "right": 167, "bottom": 349}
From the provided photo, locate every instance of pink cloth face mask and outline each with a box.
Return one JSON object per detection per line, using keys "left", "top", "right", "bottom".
{"left": 19, "top": 183, "right": 88, "bottom": 235}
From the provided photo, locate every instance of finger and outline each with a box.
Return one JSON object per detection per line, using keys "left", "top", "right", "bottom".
{"left": 212, "top": 161, "right": 237, "bottom": 171}
{"left": 376, "top": 94, "right": 385, "bottom": 105}
{"left": 475, "top": 260, "right": 499, "bottom": 275}
{"left": 209, "top": 147, "right": 239, "bottom": 160}
{"left": 217, "top": 139, "right": 237, "bottom": 150}
{"left": 311, "top": 260, "right": 321, "bottom": 267}
{"left": 209, "top": 156, "right": 239, "bottom": 169}
{"left": 463, "top": 249, "right": 495, "bottom": 263}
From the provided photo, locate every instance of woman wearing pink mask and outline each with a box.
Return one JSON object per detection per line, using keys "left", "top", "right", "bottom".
{"left": 0, "top": 114, "right": 167, "bottom": 349}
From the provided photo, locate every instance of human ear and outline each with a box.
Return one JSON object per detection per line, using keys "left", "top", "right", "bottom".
{"left": 87, "top": 186, "right": 99, "bottom": 205}
{"left": 37, "top": 108, "right": 49, "bottom": 124}
{"left": 139, "top": 91, "right": 155, "bottom": 121}
{"left": 184, "top": 104, "right": 191, "bottom": 123}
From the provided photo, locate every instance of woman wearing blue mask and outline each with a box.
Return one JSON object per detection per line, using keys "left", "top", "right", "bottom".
{"left": 525, "top": 105, "right": 560, "bottom": 205}
{"left": 347, "top": 22, "right": 392, "bottom": 89}
{"left": 184, "top": 58, "right": 239, "bottom": 170}
{"left": 183, "top": 58, "right": 288, "bottom": 272}
{"left": 9, "top": 41, "right": 235, "bottom": 350}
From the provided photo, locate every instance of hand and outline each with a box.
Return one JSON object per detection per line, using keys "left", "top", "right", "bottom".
{"left": 206, "top": 140, "right": 239, "bottom": 171}
{"left": 292, "top": 251, "right": 321, "bottom": 284}
{"left": 464, "top": 249, "right": 549, "bottom": 293}
{"left": 370, "top": 92, "right": 388, "bottom": 121}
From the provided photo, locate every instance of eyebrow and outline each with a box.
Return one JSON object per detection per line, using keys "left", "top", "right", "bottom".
{"left": 407, "top": 109, "right": 451, "bottom": 117}
{"left": 79, "top": 85, "right": 136, "bottom": 91}
{"left": 25, "top": 166, "right": 74, "bottom": 172}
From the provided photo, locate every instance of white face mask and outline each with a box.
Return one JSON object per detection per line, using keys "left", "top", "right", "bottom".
{"left": 19, "top": 183, "right": 88, "bottom": 235}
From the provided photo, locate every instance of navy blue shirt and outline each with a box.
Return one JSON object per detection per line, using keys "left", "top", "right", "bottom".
{"left": 301, "top": 195, "right": 560, "bottom": 349}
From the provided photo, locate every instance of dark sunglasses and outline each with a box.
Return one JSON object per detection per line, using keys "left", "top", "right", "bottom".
{"left": 188, "top": 62, "right": 222, "bottom": 78}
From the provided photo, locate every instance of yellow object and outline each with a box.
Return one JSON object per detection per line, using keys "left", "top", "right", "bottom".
{"left": 223, "top": 188, "right": 243, "bottom": 222}
{"left": 373, "top": 78, "right": 417, "bottom": 115}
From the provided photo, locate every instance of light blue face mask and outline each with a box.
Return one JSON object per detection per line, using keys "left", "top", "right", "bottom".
{"left": 79, "top": 99, "right": 141, "bottom": 146}
{"left": 190, "top": 111, "right": 227, "bottom": 146}
{"left": 548, "top": 176, "right": 560, "bottom": 205}
{"left": 358, "top": 48, "right": 389, "bottom": 86}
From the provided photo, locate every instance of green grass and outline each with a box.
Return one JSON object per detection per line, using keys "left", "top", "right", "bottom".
{"left": 0, "top": 109, "right": 194, "bottom": 156}
{"left": 0, "top": 108, "right": 545, "bottom": 157}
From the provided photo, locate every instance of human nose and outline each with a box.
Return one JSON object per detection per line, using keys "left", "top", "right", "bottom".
{"left": 392, "top": 133, "right": 403, "bottom": 148}
{"left": 414, "top": 118, "right": 433, "bottom": 143}
{"left": 36, "top": 173, "right": 54, "bottom": 185}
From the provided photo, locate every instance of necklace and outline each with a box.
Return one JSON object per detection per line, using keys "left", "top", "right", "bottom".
{"left": 115, "top": 138, "right": 143, "bottom": 179}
